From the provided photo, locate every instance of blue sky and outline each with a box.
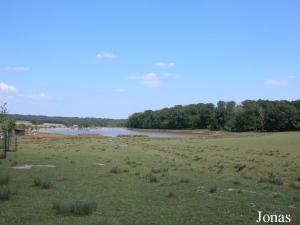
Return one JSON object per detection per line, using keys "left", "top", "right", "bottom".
{"left": 0, "top": 0, "right": 299, "bottom": 118}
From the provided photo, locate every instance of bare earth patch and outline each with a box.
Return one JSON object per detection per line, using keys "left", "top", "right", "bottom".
{"left": 12, "top": 165, "right": 57, "bottom": 170}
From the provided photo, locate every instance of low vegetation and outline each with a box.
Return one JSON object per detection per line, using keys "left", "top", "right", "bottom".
{"left": 34, "top": 177, "right": 53, "bottom": 189}
{"left": 53, "top": 200, "right": 97, "bottom": 215}
{"left": 0, "top": 131, "right": 299, "bottom": 224}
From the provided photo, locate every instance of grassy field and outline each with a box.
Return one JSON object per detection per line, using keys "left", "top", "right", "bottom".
{"left": 0, "top": 132, "right": 299, "bottom": 225}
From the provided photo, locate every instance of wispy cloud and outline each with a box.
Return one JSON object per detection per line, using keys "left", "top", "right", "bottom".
{"left": 0, "top": 66, "right": 31, "bottom": 72}
{"left": 96, "top": 52, "right": 116, "bottom": 59}
{"left": 265, "top": 79, "right": 288, "bottom": 86}
{"left": 38, "top": 93, "right": 47, "bottom": 97}
{"left": 129, "top": 73, "right": 161, "bottom": 87}
{"left": 154, "top": 62, "right": 176, "bottom": 67}
{"left": 0, "top": 82, "right": 17, "bottom": 93}
{"left": 0, "top": 95, "right": 14, "bottom": 102}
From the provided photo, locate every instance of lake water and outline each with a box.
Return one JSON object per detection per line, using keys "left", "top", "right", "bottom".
{"left": 39, "top": 127, "right": 195, "bottom": 138}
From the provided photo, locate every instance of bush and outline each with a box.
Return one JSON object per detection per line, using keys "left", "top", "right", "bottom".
{"left": 258, "top": 174, "right": 283, "bottom": 185}
{"left": 110, "top": 166, "right": 121, "bottom": 174}
{"left": 209, "top": 187, "right": 217, "bottom": 193}
{"left": 0, "top": 174, "right": 9, "bottom": 186}
{"left": 53, "top": 200, "right": 97, "bottom": 215}
{"left": 34, "top": 177, "right": 53, "bottom": 189}
{"left": 0, "top": 186, "right": 11, "bottom": 201}
{"left": 146, "top": 173, "right": 159, "bottom": 183}
{"left": 290, "top": 181, "right": 300, "bottom": 190}
{"left": 166, "top": 192, "right": 176, "bottom": 198}
{"left": 179, "top": 178, "right": 190, "bottom": 183}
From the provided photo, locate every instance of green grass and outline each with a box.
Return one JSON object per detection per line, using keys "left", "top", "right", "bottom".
{"left": 0, "top": 131, "right": 299, "bottom": 224}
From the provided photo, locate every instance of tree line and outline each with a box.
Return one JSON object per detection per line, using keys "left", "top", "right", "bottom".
{"left": 127, "top": 100, "right": 300, "bottom": 131}
{"left": 7, "top": 114, "right": 127, "bottom": 128}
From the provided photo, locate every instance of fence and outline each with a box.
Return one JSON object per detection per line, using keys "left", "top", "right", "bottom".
{"left": 0, "top": 129, "right": 17, "bottom": 159}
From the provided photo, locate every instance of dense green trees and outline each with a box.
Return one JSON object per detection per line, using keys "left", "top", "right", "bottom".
{"left": 127, "top": 100, "right": 300, "bottom": 131}
{"left": 7, "top": 114, "right": 126, "bottom": 127}
{"left": 1, "top": 103, "right": 16, "bottom": 133}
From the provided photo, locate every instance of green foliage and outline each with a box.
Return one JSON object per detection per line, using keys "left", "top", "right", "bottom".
{"left": 0, "top": 186, "right": 11, "bottom": 201}
{"left": 127, "top": 100, "right": 300, "bottom": 131}
{"left": 34, "top": 177, "right": 53, "bottom": 189}
{"left": 53, "top": 200, "right": 97, "bottom": 215}
{"left": 110, "top": 166, "right": 122, "bottom": 174}
{"left": 0, "top": 174, "right": 10, "bottom": 186}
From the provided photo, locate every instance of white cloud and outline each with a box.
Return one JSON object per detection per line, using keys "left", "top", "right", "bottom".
{"left": 129, "top": 73, "right": 161, "bottom": 87}
{"left": 265, "top": 79, "right": 288, "bottom": 86}
{"left": 0, "top": 82, "right": 17, "bottom": 93}
{"left": 154, "top": 62, "right": 176, "bottom": 67}
{"left": 0, "top": 66, "right": 31, "bottom": 72}
{"left": 96, "top": 52, "right": 116, "bottom": 59}
{"left": 38, "top": 93, "right": 47, "bottom": 97}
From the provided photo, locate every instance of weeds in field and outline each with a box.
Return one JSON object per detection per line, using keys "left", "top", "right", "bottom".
{"left": 272, "top": 192, "right": 281, "bottom": 198}
{"left": 232, "top": 180, "right": 241, "bottom": 185}
{"left": 179, "top": 178, "right": 190, "bottom": 183}
{"left": 0, "top": 174, "right": 9, "bottom": 186}
{"left": 53, "top": 200, "right": 97, "bottom": 215}
{"left": 293, "top": 196, "right": 300, "bottom": 202}
{"left": 146, "top": 173, "right": 159, "bottom": 183}
{"left": 91, "top": 217, "right": 122, "bottom": 225}
{"left": 209, "top": 187, "right": 217, "bottom": 193}
{"left": 166, "top": 192, "right": 176, "bottom": 198}
{"left": 34, "top": 177, "right": 53, "bottom": 189}
{"left": 290, "top": 181, "right": 300, "bottom": 189}
{"left": 0, "top": 186, "right": 11, "bottom": 201}
{"left": 258, "top": 174, "right": 284, "bottom": 185}
{"left": 110, "top": 166, "right": 122, "bottom": 174}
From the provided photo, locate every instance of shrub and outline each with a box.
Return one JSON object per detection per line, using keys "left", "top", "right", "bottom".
{"left": 151, "top": 168, "right": 161, "bottom": 173}
{"left": 179, "top": 178, "right": 190, "bottom": 183}
{"left": 53, "top": 200, "right": 97, "bottom": 215}
{"left": 293, "top": 196, "right": 300, "bottom": 202}
{"left": 166, "top": 192, "right": 176, "bottom": 198}
{"left": 0, "top": 174, "right": 9, "bottom": 186}
{"left": 232, "top": 180, "right": 241, "bottom": 185}
{"left": 73, "top": 201, "right": 97, "bottom": 215}
{"left": 146, "top": 173, "right": 159, "bottom": 183}
{"left": 209, "top": 187, "right": 217, "bottom": 193}
{"left": 0, "top": 186, "right": 11, "bottom": 201}
{"left": 53, "top": 200, "right": 74, "bottom": 214}
{"left": 272, "top": 192, "right": 281, "bottom": 198}
{"left": 110, "top": 166, "right": 121, "bottom": 174}
{"left": 258, "top": 174, "right": 283, "bottom": 185}
{"left": 34, "top": 177, "right": 53, "bottom": 189}
{"left": 290, "top": 181, "right": 300, "bottom": 190}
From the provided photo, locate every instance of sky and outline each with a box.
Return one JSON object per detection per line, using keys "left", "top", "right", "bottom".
{"left": 0, "top": 0, "right": 299, "bottom": 119}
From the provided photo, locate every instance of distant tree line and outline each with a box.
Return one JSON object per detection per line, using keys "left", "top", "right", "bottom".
{"left": 8, "top": 114, "right": 127, "bottom": 128}
{"left": 127, "top": 100, "right": 300, "bottom": 131}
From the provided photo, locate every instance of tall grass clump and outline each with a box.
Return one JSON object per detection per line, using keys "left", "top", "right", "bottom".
{"left": 0, "top": 174, "right": 9, "bottom": 186}
{"left": 146, "top": 173, "right": 159, "bottom": 183}
{"left": 258, "top": 174, "right": 284, "bottom": 185}
{"left": 0, "top": 186, "right": 11, "bottom": 201}
{"left": 34, "top": 177, "right": 53, "bottom": 189}
{"left": 110, "top": 166, "right": 122, "bottom": 174}
{"left": 53, "top": 200, "right": 97, "bottom": 215}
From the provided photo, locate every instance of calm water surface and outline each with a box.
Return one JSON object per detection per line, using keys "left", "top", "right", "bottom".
{"left": 39, "top": 127, "right": 195, "bottom": 138}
